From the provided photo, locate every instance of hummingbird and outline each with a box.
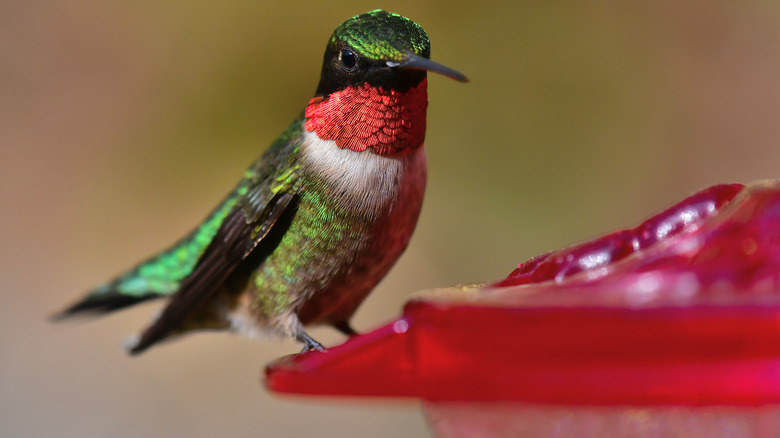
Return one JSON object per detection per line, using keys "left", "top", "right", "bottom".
{"left": 53, "top": 10, "right": 468, "bottom": 354}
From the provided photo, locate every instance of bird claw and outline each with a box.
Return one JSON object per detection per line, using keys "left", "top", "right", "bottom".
{"left": 298, "top": 332, "right": 326, "bottom": 353}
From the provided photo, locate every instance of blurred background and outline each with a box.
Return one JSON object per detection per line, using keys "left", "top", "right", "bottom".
{"left": 2, "top": 0, "right": 780, "bottom": 436}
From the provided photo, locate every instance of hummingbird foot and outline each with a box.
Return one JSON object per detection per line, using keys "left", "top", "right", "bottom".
{"left": 297, "top": 331, "right": 326, "bottom": 353}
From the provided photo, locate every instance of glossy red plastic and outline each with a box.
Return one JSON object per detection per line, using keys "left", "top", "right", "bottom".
{"left": 265, "top": 181, "right": 780, "bottom": 406}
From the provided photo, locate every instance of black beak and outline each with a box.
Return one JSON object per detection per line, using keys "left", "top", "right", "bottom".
{"left": 387, "top": 54, "right": 469, "bottom": 83}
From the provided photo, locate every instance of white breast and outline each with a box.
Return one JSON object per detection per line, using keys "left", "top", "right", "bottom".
{"left": 299, "top": 130, "right": 426, "bottom": 216}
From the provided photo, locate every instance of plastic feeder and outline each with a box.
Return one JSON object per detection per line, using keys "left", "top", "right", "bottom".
{"left": 266, "top": 181, "right": 780, "bottom": 437}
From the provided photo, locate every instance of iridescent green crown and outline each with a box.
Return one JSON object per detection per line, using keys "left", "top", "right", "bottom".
{"left": 332, "top": 10, "right": 431, "bottom": 62}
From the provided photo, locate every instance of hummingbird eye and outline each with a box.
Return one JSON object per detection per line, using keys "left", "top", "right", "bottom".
{"left": 339, "top": 48, "right": 357, "bottom": 70}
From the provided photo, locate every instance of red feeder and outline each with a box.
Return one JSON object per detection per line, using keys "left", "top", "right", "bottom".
{"left": 266, "top": 181, "right": 780, "bottom": 437}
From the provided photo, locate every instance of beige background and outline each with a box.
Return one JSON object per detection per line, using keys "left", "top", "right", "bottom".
{"left": 3, "top": 1, "right": 780, "bottom": 437}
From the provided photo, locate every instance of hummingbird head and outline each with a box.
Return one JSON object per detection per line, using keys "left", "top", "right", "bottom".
{"left": 305, "top": 10, "right": 467, "bottom": 156}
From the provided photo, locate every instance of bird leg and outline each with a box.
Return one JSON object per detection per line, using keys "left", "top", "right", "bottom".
{"left": 296, "top": 331, "right": 325, "bottom": 353}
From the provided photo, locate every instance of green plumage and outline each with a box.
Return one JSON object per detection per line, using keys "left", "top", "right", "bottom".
{"left": 60, "top": 118, "right": 303, "bottom": 317}
{"left": 332, "top": 10, "right": 431, "bottom": 61}
{"left": 112, "top": 198, "right": 238, "bottom": 297}
{"left": 250, "top": 177, "right": 364, "bottom": 317}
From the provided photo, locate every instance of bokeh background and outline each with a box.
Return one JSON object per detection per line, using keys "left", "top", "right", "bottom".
{"left": 3, "top": 1, "right": 780, "bottom": 437}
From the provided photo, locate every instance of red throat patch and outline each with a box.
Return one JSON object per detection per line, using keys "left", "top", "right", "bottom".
{"left": 304, "top": 79, "right": 428, "bottom": 156}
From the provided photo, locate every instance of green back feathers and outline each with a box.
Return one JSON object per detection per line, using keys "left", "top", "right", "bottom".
{"left": 56, "top": 118, "right": 305, "bottom": 318}
{"left": 332, "top": 10, "right": 430, "bottom": 61}
{"left": 97, "top": 122, "right": 306, "bottom": 300}
{"left": 52, "top": 194, "right": 239, "bottom": 318}
{"left": 111, "top": 196, "right": 239, "bottom": 297}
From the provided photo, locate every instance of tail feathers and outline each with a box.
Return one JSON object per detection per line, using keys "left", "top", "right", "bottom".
{"left": 50, "top": 283, "right": 160, "bottom": 321}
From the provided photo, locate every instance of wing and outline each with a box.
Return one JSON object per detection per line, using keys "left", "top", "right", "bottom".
{"left": 51, "top": 196, "right": 240, "bottom": 319}
{"left": 127, "top": 192, "right": 295, "bottom": 354}
{"left": 127, "top": 120, "right": 305, "bottom": 354}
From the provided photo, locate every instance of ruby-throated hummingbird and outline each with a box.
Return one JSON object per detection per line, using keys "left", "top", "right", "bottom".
{"left": 53, "top": 10, "right": 467, "bottom": 354}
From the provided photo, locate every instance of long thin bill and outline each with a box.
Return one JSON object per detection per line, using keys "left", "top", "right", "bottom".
{"left": 389, "top": 54, "right": 469, "bottom": 82}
